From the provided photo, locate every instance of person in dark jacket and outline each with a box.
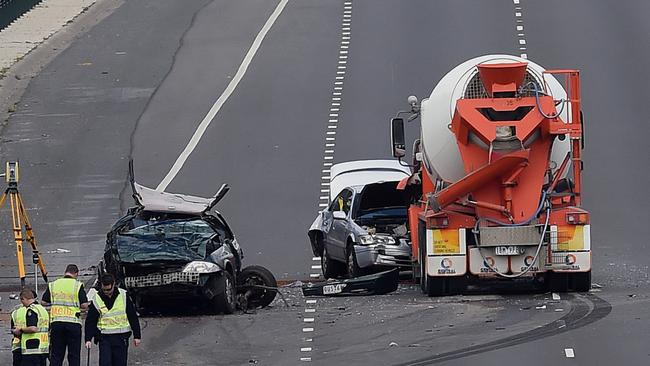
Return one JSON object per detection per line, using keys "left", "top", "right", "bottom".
{"left": 84, "top": 274, "right": 141, "bottom": 366}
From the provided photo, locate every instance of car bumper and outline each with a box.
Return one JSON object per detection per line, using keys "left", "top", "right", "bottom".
{"left": 354, "top": 241, "right": 411, "bottom": 269}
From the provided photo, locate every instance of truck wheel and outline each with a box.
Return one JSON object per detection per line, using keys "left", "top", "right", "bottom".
{"left": 548, "top": 272, "right": 569, "bottom": 293}
{"left": 569, "top": 271, "right": 591, "bottom": 292}
{"left": 321, "top": 246, "right": 345, "bottom": 279}
{"left": 346, "top": 246, "right": 365, "bottom": 278}
{"left": 239, "top": 265, "right": 277, "bottom": 308}
{"left": 213, "top": 272, "right": 236, "bottom": 314}
{"left": 425, "top": 276, "right": 445, "bottom": 296}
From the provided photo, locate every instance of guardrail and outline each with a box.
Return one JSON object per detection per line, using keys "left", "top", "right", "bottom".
{"left": 1, "top": 0, "right": 43, "bottom": 31}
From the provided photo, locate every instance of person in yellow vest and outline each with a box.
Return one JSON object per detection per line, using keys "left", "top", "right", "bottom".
{"left": 10, "top": 302, "right": 23, "bottom": 366}
{"left": 10, "top": 288, "right": 49, "bottom": 366}
{"left": 41, "top": 264, "right": 89, "bottom": 366}
{"left": 84, "top": 273, "right": 141, "bottom": 366}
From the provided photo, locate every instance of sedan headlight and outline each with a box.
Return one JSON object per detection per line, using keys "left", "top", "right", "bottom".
{"left": 182, "top": 261, "right": 221, "bottom": 273}
{"left": 358, "top": 234, "right": 396, "bottom": 245}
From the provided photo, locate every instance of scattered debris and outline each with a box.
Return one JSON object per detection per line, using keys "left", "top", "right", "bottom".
{"left": 115, "top": 51, "right": 127, "bottom": 55}
{"left": 283, "top": 280, "right": 303, "bottom": 288}
{"left": 564, "top": 348, "right": 575, "bottom": 358}
{"left": 47, "top": 248, "right": 71, "bottom": 254}
{"left": 389, "top": 342, "right": 399, "bottom": 347}
{"left": 628, "top": 294, "right": 637, "bottom": 298}
{"left": 552, "top": 293, "right": 561, "bottom": 300}
{"left": 555, "top": 308, "right": 564, "bottom": 312}
{"left": 408, "top": 344, "right": 421, "bottom": 348}
{"left": 535, "top": 305, "right": 546, "bottom": 310}
{"left": 591, "top": 283, "right": 603, "bottom": 289}
{"left": 9, "top": 294, "right": 18, "bottom": 299}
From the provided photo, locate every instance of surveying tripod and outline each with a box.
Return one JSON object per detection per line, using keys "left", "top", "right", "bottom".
{"left": 0, "top": 162, "right": 48, "bottom": 288}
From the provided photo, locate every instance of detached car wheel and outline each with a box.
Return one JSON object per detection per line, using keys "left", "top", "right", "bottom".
{"left": 239, "top": 265, "right": 278, "bottom": 308}
{"left": 213, "top": 272, "right": 236, "bottom": 314}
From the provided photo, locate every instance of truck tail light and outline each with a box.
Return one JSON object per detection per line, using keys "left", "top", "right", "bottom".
{"left": 566, "top": 212, "right": 588, "bottom": 225}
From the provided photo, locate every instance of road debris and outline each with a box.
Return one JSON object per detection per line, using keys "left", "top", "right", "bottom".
{"left": 9, "top": 294, "right": 18, "bottom": 299}
{"left": 47, "top": 248, "right": 71, "bottom": 254}
{"left": 389, "top": 342, "right": 399, "bottom": 347}
{"left": 552, "top": 293, "right": 561, "bottom": 300}
{"left": 535, "top": 305, "right": 546, "bottom": 310}
{"left": 564, "top": 348, "right": 575, "bottom": 358}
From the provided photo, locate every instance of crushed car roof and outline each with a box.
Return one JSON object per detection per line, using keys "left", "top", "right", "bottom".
{"left": 133, "top": 182, "right": 227, "bottom": 215}
{"left": 329, "top": 160, "right": 411, "bottom": 201}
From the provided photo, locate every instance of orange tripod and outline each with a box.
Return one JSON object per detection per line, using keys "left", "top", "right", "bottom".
{"left": 0, "top": 162, "right": 48, "bottom": 287}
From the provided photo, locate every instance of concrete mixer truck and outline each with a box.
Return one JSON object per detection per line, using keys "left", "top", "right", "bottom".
{"left": 390, "top": 55, "right": 590, "bottom": 296}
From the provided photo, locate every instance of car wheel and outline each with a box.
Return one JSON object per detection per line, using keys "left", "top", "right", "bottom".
{"left": 239, "top": 265, "right": 278, "bottom": 308}
{"left": 321, "top": 245, "right": 337, "bottom": 279}
{"left": 213, "top": 271, "right": 236, "bottom": 314}
{"left": 346, "top": 246, "right": 364, "bottom": 278}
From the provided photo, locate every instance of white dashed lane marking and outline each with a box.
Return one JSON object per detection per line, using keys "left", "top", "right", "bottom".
{"left": 300, "top": 1, "right": 353, "bottom": 363}
{"left": 512, "top": 0, "right": 528, "bottom": 58}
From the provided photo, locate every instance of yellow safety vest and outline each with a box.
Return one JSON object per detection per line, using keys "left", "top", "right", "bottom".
{"left": 12, "top": 303, "right": 49, "bottom": 355}
{"left": 10, "top": 305, "right": 22, "bottom": 352}
{"left": 93, "top": 288, "right": 131, "bottom": 334}
{"left": 49, "top": 278, "right": 83, "bottom": 324}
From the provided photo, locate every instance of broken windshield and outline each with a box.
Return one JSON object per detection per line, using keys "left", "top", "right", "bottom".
{"left": 115, "top": 219, "right": 215, "bottom": 263}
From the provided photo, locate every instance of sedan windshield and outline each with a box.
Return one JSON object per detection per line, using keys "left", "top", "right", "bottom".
{"left": 115, "top": 218, "right": 215, "bottom": 263}
{"left": 356, "top": 206, "right": 407, "bottom": 220}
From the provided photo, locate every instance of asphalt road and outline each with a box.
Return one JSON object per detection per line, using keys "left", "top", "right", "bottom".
{"left": 0, "top": 0, "right": 649, "bottom": 365}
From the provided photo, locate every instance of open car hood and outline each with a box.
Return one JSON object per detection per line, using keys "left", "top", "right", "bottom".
{"left": 329, "top": 160, "right": 411, "bottom": 201}
{"left": 129, "top": 160, "right": 229, "bottom": 214}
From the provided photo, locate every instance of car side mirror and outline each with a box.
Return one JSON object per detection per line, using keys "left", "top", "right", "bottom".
{"left": 332, "top": 211, "right": 346, "bottom": 220}
{"left": 391, "top": 118, "right": 406, "bottom": 158}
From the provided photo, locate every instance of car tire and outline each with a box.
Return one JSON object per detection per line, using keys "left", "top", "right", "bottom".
{"left": 239, "top": 265, "right": 278, "bottom": 308}
{"left": 346, "top": 246, "right": 365, "bottom": 278}
{"left": 213, "top": 271, "right": 236, "bottom": 314}
{"left": 321, "top": 245, "right": 345, "bottom": 279}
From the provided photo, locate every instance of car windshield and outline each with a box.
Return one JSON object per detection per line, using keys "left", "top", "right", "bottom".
{"left": 115, "top": 218, "right": 215, "bottom": 263}
{"left": 356, "top": 206, "right": 407, "bottom": 220}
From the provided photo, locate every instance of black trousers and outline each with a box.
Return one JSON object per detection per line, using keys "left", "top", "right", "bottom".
{"left": 20, "top": 354, "right": 47, "bottom": 366}
{"left": 13, "top": 349, "right": 20, "bottom": 366}
{"left": 98, "top": 334, "right": 129, "bottom": 366}
{"left": 50, "top": 322, "right": 82, "bottom": 366}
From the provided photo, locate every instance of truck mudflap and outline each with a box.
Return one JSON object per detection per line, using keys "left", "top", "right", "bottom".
{"left": 302, "top": 269, "right": 399, "bottom": 297}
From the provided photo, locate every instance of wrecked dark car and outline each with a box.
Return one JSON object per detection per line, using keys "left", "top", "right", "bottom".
{"left": 102, "top": 169, "right": 276, "bottom": 314}
{"left": 308, "top": 160, "right": 413, "bottom": 279}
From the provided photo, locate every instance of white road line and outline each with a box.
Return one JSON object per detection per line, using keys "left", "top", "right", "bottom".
{"left": 312, "top": 257, "right": 320, "bottom": 261}
{"left": 301, "top": 348, "right": 313, "bottom": 352}
{"left": 303, "top": 328, "right": 314, "bottom": 332}
{"left": 305, "top": 308, "right": 316, "bottom": 313}
{"left": 300, "top": 357, "right": 312, "bottom": 362}
{"left": 306, "top": 299, "right": 317, "bottom": 304}
{"left": 310, "top": 273, "right": 320, "bottom": 278}
{"left": 156, "top": 0, "right": 289, "bottom": 191}
{"left": 304, "top": 318, "right": 315, "bottom": 323}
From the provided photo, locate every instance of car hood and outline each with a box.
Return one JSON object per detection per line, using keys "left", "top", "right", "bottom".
{"left": 329, "top": 160, "right": 411, "bottom": 201}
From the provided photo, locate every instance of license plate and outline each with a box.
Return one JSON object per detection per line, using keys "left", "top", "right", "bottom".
{"left": 322, "top": 284, "right": 346, "bottom": 295}
{"left": 495, "top": 246, "right": 523, "bottom": 256}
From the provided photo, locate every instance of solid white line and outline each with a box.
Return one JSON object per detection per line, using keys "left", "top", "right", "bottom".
{"left": 156, "top": 0, "right": 289, "bottom": 191}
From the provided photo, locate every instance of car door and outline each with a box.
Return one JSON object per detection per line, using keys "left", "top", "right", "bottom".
{"left": 328, "top": 189, "right": 353, "bottom": 260}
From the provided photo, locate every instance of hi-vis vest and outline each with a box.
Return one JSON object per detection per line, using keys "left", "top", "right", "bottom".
{"left": 49, "top": 278, "right": 83, "bottom": 324}
{"left": 92, "top": 288, "right": 131, "bottom": 334}
{"left": 11, "top": 303, "right": 49, "bottom": 355}
{"left": 10, "top": 304, "right": 21, "bottom": 352}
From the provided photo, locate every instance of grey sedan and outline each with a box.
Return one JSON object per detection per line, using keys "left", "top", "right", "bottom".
{"left": 308, "top": 160, "right": 413, "bottom": 278}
